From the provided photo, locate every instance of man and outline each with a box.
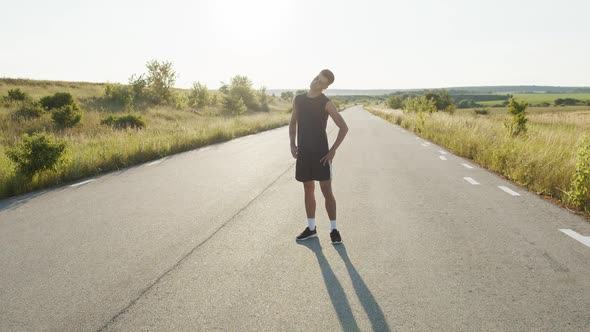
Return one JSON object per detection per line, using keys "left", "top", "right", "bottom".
{"left": 289, "top": 69, "right": 349, "bottom": 244}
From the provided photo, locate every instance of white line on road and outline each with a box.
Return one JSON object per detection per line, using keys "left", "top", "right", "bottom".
{"left": 421, "top": 143, "right": 429, "bottom": 147}
{"left": 498, "top": 186, "right": 520, "bottom": 196}
{"left": 559, "top": 229, "right": 590, "bottom": 248}
{"left": 439, "top": 156, "right": 447, "bottom": 160}
{"left": 464, "top": 177, "right": 480, "bottom": 185}
{"left": 439, "top": 150, "right": 448, "bottom": 155}
{"left": 147, "top": 160, "right": 162, "bottom": 166}
{"left": 462, "top": 163, "right": 474, "bottom": 169}
{"left": 70, "top": 180, "right": 95, "bottom": 188}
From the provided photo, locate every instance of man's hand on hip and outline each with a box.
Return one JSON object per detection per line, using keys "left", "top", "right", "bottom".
{"left": 320, "top": 149, "right": 336, "bottom": 166}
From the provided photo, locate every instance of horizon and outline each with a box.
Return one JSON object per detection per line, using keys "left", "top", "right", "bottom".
{"left": 1, "top": 0, "right": 589, "bottom": 90}
{"left": 3, "top": 77, "right": 590, "bottom": 93}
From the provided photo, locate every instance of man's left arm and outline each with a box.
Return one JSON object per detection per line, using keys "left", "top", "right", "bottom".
{"left": 320, "top": 101, "right": 349, "bottom": 165}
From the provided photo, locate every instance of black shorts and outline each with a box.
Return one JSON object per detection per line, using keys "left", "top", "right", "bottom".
{"left": 295, "top": 150, "right": 333, "bottom": 182}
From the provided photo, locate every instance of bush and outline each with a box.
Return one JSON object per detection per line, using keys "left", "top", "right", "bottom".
{"left": 555, "top": 98, "right": 579, "bottom": 106}
{"left": 403, "top": 96, "right": 437, "bottom": 113}
{"left": 222, "top": 93, "right": 247, "bottom": 115}
{"left": 386, "top": 95, "right": 403, "bottom": 109}
{"left": 504, "top": 98, "right": 528, "bottom": 137}
{"left": 281, "top": 91, "right": 294, "bottom": 100}
{"left": 5, "top": 132, "right": 68, "bottom": 178}
{"left": 189, "top": 82, "right": 209, "bottom": 109}
{"left": 258, "top": 87, "right": 270, "bottom": 112}
{"left": 104, "top": 83, "right": 133, "bottom": 108}
{"left": 40, "top": 92, "right": 75, "bottom": 111}
{"left": 424, "top": 89, "right": 455, "bottom": 111}
{"left": 100, "top": 113, "right": 146, "bottom": 129}
{"left": 52, "top": 103, "right": 82, "bottom": 128}
{"left": 568, "top": 135, "right": 590, "bottom": 211}
{"left": 13, "top": 101, "right": 45, "bottom": 119}
{"left": 7, "top": 88, "right": 28, "bottom": 102}
{"left": 228, "top": 75, "right": 259, "bottom": 111}
{"left": 473, "top": 108, "right": 489, "bottom": 115}
{"left": 145, "top": 59, "right": 176, "bottom": 104}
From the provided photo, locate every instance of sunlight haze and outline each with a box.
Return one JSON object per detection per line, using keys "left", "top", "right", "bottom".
{"left": 1, "top": 0, "right": 588, "bottom": 89}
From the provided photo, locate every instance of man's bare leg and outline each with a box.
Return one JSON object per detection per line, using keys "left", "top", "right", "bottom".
{"left": 320, "top": 180, "right": 336, "bottom": 221}
{"left": 303, "top": 181, "right": 316, "bottom": 218}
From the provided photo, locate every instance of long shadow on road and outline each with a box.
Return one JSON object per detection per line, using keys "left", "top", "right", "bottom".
{"left": 297, "top": 239, "right": 393, "bottom": 332}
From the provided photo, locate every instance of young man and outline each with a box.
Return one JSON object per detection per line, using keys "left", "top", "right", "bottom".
{"left": 289, "top": 69, "right": 349, "bottom": 244}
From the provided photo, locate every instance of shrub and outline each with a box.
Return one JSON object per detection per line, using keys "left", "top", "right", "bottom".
{"left": 281, "top": 91, "right": 294, "bottom": 100}
{"left": 52, "top": 103, "right": 82, "bottom": 128}
{"left": 403, "top": 96, "right": 437, "bottom": 113}
{"left": 145, "top": 59, "right": 176, "bottom": 104}
{"left": 386, "top": 95, "right": 403, "bottom": 109}
{"left": 5, "top": 132, "right": 68, "bottom": 178}
{"left": 104, "top": 83, "right": 133, "bottom": 108}
{"left": 100, "top": 113, "right": 146, "bottom": 129}
{"left": 7, "top": 88, "right": 28, "bottom": 102}
{"left": 228, "top": 75, "right": 259, "bottom": 111}
{"left": 424, "top": 89, "right": 455, "bottom": 111}
{"left": 40, "top": 92, "right": 75, "bottom": 111}
{"left": 504, "top": 98, "right": 528, "bottom": 137}
{"left": 13, "top": 101, "right": 45, "bottom": 119}
{"left": 567, "top": 135, "right": 590, "bottom": 211}
{"left": 258, "top": 87, "right": 270, "bottom": 112}
{"left": 189, "top": 82, "right": 209, "bottom": 109}
{"left": 222, "top": 93, "right": 247, "bottom": 115}
{"left": 473, "top": 108, "right": 489, "bottom": 115}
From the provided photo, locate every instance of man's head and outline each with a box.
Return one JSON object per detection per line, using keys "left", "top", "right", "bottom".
{"left": 309, "top": 69, "right": 335, "bottom": 91}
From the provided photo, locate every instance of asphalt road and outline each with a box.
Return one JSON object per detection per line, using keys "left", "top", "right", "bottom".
{"left": 1, "top": 106, "right": 589, "bottom": 331}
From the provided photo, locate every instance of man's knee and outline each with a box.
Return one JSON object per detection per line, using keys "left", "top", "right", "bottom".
{"left": 319, "top": 181, "right": 334, "bottom": 198}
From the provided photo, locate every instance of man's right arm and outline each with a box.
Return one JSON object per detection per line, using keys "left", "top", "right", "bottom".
{"left": 289, "top": 98, "right": 298, "bottom": 159}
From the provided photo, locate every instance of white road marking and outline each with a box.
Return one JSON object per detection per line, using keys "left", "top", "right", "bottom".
{"left": 400, "top": 129, "right": 406, "bottom": 133}
{"left": 559, "top": 229, "right": 590, "bottom": 248}
{"left": 439, "top": 156, "right": 447, "bottom": 160}
{"left": 201, "top": 147, "right": 210, "bottom": 151}
{"left": 462, "top": 163, "right": 474, "bottom": 169}
{"left": 423, "top": 142, "right": 431, "bottom": 146}
{"left": 147, "top": 160, "right": 162, "bottom": 166}
{"left": 70, "top": 180, "right": 95, "bottom": 188}
{"left": 498, "top": 186, "right": 520, "bottom": 196}
{"left": 439, "top": 150, "right": 448, "bottom": 155}
{"left": 421, "top": 143, "right": 429, "bottom": 147}
{"left": 464, "top": 177, "right": 480, "bottom": 185}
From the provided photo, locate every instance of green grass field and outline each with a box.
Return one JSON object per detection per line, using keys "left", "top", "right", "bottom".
{"left": 0, "top": 78, "right": 300, "bottom": 199}
{"left": 476, "top": 93, "right": 590, "bottom": 106}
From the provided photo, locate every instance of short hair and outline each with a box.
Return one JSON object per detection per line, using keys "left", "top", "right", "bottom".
{"left": 320, "top": 69, "right": 335, "bottom": 85}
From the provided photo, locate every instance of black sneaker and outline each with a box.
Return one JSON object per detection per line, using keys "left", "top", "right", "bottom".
{"left": 330, "top": 229, "right": 342, "bottom": 244}
{"left": 296, "top": 227, "right": 317, "bottom": 241}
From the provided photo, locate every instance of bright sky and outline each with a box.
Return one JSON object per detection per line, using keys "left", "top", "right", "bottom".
{"left": 1, "top": 0, "right": 589, "bottom": 90}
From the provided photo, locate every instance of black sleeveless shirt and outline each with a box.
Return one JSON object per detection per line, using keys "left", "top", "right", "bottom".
{"left": 295, "top": 93, "right": 330, "bottom": 153}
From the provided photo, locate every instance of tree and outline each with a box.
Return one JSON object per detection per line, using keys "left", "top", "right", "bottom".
{"left": 258, "top": 87, "right": 270, "bottom": 112}
{"left": 222, "top": 93, "right": 247, "bottom": 115}
{"left": 281, "top": 91, "right": 294, "bottom": 100}
{"left": 424, "top": 89, "right": 455, "bottom": 112}
{"left": 386, "top": 95, "right": 403, "bottom": 109}
{"left": 504, "top": 98, "right": 528, "bottom": 137}
{"left": 189, "top": 82, "right": 210, "bottom": 109}
{"left": 229, "top": 75, "right": 259, "bottom": 110}
{"left": 145, "top": 59, "right": 177, "bottom": 104}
